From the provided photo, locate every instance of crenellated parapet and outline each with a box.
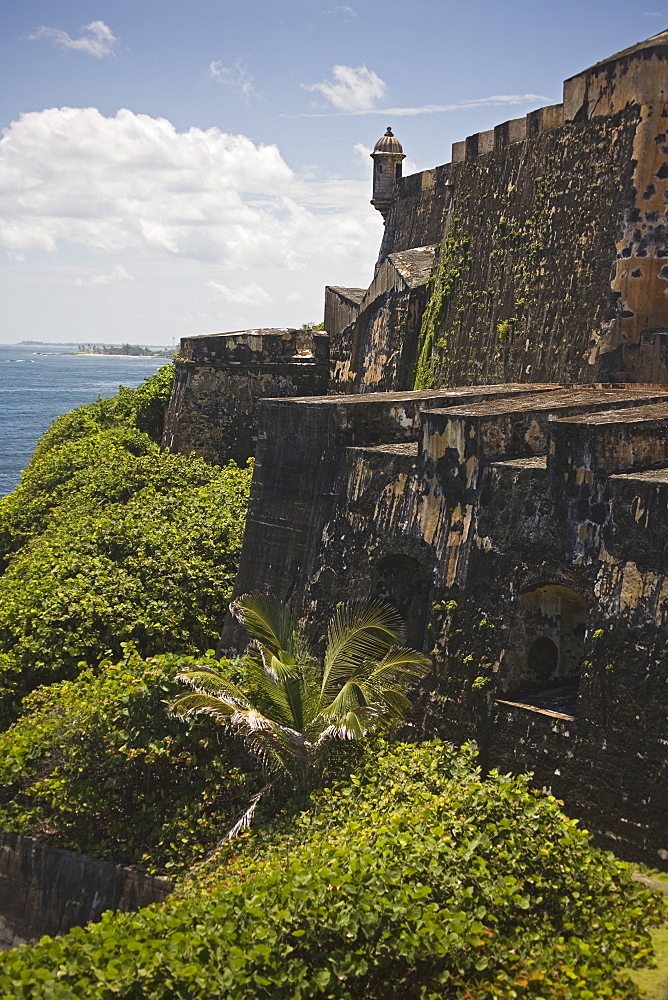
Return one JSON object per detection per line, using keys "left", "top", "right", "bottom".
{"left": 451, "top": 103, "right": 564, "bottom": 163}
{"left": 368, "top": 29, "right": 668, "bottom": 390}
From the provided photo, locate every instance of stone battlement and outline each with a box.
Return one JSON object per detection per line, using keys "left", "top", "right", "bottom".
{"left": 222, "top": 382, "right": 668, "bottom": 862}
{"left": 177, "top": 327, "right": 328, "bottom": 367}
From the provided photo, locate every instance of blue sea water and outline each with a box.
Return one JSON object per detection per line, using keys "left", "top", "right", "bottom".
{"left": 0, "top": 344, "right": 168, "bottom": 497}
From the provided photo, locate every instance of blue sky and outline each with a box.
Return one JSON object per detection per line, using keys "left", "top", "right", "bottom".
{"left": 0, "top": 1, "right": 665, "bottom": 344}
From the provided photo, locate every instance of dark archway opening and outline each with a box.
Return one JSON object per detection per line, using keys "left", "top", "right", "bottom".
{"left": 372, "top": 555, "right": 430, "bottom": 651}
{"left": 527, "top": 636, "right": 559, "bottom": 686}
{"left": 505, "top": 584, "right": 588, "bottom": 717}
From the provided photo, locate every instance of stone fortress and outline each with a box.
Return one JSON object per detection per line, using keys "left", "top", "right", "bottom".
{"left": 163, "top": 31, "right": 668, "bottom": 865}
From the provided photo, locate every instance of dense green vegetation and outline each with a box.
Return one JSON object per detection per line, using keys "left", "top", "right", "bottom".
{"left": 0, "top": 645, "right": 260, "bottom": 875}
{"left": 0, "top": 742, "right": 664, "bottom": 999}
{"left": 0, "top": 366, "right": 252, "bottom": 726}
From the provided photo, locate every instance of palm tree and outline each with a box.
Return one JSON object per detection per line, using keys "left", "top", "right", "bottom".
{"left": 169, "top": 593, "right": 430, "bottom": 840}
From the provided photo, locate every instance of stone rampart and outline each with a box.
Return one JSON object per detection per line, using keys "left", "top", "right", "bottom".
{"left": 0, "top": 834, "right": 172, "bottom": 949}
{"left": 362, "top": 31, "right": 668, "bottom": 390}
{"left": 224, "top": 383, "right": 668, "bottom": 864}
{"left": 329, "top": 247, "right": 436, "bottom": 393}
{"left": 162, "top": 328, "right": 329, "bottom": 466}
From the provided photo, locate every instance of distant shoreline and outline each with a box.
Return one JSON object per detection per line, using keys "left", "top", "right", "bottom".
{"left": 72, "top": 352, "right": 169, "bottom": 359}
{"left": 18, "top": 341, "right": 173, "bottom": 358}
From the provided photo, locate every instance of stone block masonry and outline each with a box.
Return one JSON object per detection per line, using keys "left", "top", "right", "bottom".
{"left": 223, "top": 383, "right": 668, "bottom": 865}
{"left": 162, "top": 328, "right": 329, "bottom": 466}
{"left": 355, "top": 30, "right": 668, "bottom": 391}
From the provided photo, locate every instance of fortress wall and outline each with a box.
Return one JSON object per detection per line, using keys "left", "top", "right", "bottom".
{"left": 0, "top": 834, "right": 171, "bottom": 948}
{"left": 377, "top": 164, "right": 453, "bottom": 264}
{"left": 162, "top": 329, "right": 329, "bottom": 466}
{"left": 380, "top": 105, "right": 642, "bottom": 389}
{"left": 324, "top": 286, "right": 365, "bottom": 388}
{"left": 363, "top": 35, "right": 668, "bottom": 391}
{"left": 220, "top": 382, "right": 551, "bottom": 649}
{"left": 330, "top": 248, "right": 436, "bottom": 393}
{"left": 248, "top": 385, "right": 668, "bottom": 863}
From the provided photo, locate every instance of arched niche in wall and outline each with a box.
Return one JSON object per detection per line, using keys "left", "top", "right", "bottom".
{"left": 501, "top": 583, "right": 588, "bottom": 713}
{"left": 372, "top": 554, "right": 430, "bottom": 650}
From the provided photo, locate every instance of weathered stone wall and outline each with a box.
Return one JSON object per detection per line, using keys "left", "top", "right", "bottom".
{"left": 352, "top": 32, "right": 668, "bottom": 392}
{"left": 0, "top": 834, "right": 172, "bottom": 949}
{"left": 224, "top": 383, "right": 668, "bottom": 865}
{"left": 324, "top": 286, "right": 365, "bottom": 385}
{"left": 163, "top": 328, "right": 329, "bottom": 466}
{"left": 378, "top": 165, "right": 453, "bottom": 265}
{"left": 219, "top": 382, "right": 555, "bottom": 648}
{"left": 328, "top": 248, "right": 436, "bottom": 393}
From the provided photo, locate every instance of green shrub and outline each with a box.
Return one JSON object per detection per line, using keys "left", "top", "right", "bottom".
{"left": 0, "top": 459, "right": 251, "bottom": 725}
{"left": 0, "top": 742, "right": 663, "bottom": 999}
{"left": 0, "top": 645, "right": 259, "bottom": 875}
{"left": 0, "top": 427, "right": 158, "bottom": 565}
{"left": 0, "top": 364, "right": 252, "bottom": 726}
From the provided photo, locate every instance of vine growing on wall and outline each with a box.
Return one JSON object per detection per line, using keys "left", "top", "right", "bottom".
{"left": 413, "top": 217, "right": 471, "bottom": 389}
{"left": 413, "top": 164, "right": 556, "bottom": 390}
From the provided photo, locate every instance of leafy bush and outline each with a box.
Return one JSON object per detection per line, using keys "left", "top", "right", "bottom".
{"left": 0, "top": 742, "right": 663, "bottom": 999}
{"left": 0, "top": 645, "right": 259, "bottom": 875}
{"left": 0, "top": 365, "right": 252, "bottom": 725}
{"left": 0, "top": 458, "right": 250, "bottom": 725}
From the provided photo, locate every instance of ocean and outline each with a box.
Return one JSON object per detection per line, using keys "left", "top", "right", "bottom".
{"left": 0, "top": 344, "right": 169, "bottom": 497}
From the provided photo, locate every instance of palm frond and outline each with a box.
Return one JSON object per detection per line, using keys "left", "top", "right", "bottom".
{"left": 321, "top": 599, "right": 405, "bottom": 701}
{"left": 173, "top": 667, "right": 252, "bottom": 707}
{"left": 366, "top": 646, "right": 431, "bottom": 687}
{"left": 229, "top": 708, "right": 310, "bottom": 779}
{"left": 170, "top": 594, "right": 427, "bottom": 799}
{"left": 168, "top": 691, "right": 240, "bottom": 723}
{"left": 218, "top": 787, "right": 267, "bottom": 845}
{"left": 316, "top": 708, "right": 372, "bottom": 742}
{"left": 231, "top": 593, "right": 307, "bottom": 660}
{"left": 242, "top": 650, "right": 299, "bottom": 728}
{"left": 321, "top": 677, "right": 367, "bottom": 721}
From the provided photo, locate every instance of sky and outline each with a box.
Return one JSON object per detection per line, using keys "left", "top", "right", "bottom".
{"left": 0, "top": 1, "right": 666, "bottom": 346}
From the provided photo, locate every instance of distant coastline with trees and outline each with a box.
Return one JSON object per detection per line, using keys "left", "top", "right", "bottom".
{"left": 19, "top": 341, "right": 173, "bottom": 357}
{"left": 74, "top": 343, "right": 174, "bottom": 357}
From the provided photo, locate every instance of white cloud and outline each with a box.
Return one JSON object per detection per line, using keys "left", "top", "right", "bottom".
{"left": 29, "top": 21, "right": 118, "bottom": 59}
{"left": 0, "top": 107, "right": 378, "bottom": 272}
{"left": 75, "top": 264, "right": 133, "bottom": 286}
{"left": 324, "top": 5, "right": 357, "bottom": 16}
{"left": 305, "top": 65, "right": 387, "bottom": 112}
{"left": 290, "top": 93, "right": 550, "bottom": 119}
{"left": 208, "top": 280, "right": 271, "bottom": 304}
{"left": 208, "top": 59, "right": 261, "bottom": 103}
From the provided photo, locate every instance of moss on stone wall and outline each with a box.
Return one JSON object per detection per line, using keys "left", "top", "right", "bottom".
{"left": 412, "top": 218, "right": 471, "bottom": 389}
{"left": 400, "top": 108, "right": 640, "bottom": 389}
